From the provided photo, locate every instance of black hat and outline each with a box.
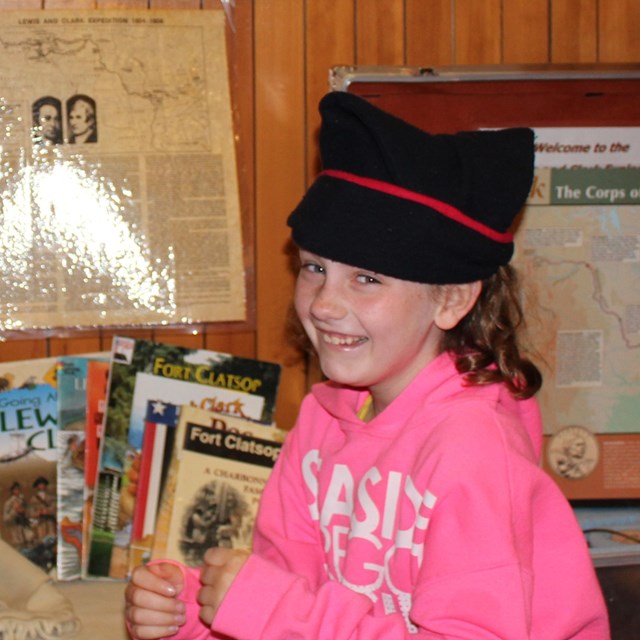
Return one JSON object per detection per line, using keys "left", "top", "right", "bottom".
{"left": 33, "top": 476, "right": 49, "bottom": 488}
{"left": 287, "top": 92, "right": 534, "bottom": 284}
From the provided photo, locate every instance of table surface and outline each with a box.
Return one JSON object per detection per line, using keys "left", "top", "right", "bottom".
{"left": 56, "top": 579, "right": 129, "bottom": 640}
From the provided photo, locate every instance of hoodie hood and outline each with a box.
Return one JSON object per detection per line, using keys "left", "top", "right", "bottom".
{"left": 311, "top": 351, "right": 543, "bottom": 460}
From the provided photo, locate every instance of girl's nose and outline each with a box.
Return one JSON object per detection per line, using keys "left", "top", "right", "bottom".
{"left": 309, "top": 283, "right": 347, "bottom": 321}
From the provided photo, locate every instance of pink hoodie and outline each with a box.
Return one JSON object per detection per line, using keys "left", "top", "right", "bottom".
{"left": 166, "top": 352, "right": 609, "bottom": 639}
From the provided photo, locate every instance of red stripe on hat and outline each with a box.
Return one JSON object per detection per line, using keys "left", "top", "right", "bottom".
{"left": 321, "top": 169, "right": 513, "bottom": 244}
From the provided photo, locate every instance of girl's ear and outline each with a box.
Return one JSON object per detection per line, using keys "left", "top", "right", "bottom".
{"left": 434, "top": 281, "right": 482, "bottom": 330}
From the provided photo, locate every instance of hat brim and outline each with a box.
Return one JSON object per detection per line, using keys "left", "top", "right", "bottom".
{"left": 288, "top": 174, "right": 514, "bottom": 284}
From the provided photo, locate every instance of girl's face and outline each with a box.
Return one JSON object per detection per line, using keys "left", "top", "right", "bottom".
{"left": 294, "top": 250, "right": 445, "bottom": 414}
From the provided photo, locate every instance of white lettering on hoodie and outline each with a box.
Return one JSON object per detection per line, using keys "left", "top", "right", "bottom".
{"left": 301, "top": 448, "right": 437, "bottom": 632}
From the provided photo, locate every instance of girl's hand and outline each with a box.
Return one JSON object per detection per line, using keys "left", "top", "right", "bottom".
{"left": 125, "top": 562, "right": 186, "bottom": 639}
{"left": 198, "top": 548, "right": 249, "bottom": 626}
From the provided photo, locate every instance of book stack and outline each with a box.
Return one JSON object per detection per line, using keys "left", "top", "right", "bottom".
{"left": 0, "top": 336, "right": 283, "bottom": 581}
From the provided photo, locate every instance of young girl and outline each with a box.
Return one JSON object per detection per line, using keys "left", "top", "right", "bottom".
{"left": 125, "top": 92, "right": 609, "bottom": 639}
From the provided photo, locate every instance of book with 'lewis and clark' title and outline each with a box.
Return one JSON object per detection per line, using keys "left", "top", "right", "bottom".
{"left": 0, "top": 356, "right": 59, "bottom": 574}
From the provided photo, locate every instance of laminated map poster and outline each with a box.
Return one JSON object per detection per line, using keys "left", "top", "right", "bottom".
{"left": 0, "top": 9, "right": 245, "bottom": 331}
{"left": 514, "top": 127, "right": 640, "bottom": 499}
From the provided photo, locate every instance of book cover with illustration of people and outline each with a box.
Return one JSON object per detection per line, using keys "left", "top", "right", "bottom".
{"left": 86, "top": 336, "right": 281, "bottom": 579}
{"left": 160, "top": 405, "right": 283, "bottom": 567}
{"left": 0, "top": 356, "right": 59, "bottom": 574}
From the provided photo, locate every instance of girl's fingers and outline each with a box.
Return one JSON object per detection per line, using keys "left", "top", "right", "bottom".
{"left": 129, "top": 564, "right": 183, "bottom": 598}
{"left": 125, "top": 600, "right": 186, "bottom": 640}
{"left": 128, "top": 623, "right": 180, "bottom": 640}
{"left": 147, "top": 562, "right": 184, "bottom": 590}
{"left": 126, "top": 585, "right": 186, "bottom": 614}
{"left": 127, "top": 605, "right": 186, "bottom": 627}
{"left": 125, "top": 564, "right": 186, "bottom": 639}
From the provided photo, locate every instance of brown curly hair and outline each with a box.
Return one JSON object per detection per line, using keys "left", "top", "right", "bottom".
{"left": 434, "top": 264, "right": 542, "bottom": 399}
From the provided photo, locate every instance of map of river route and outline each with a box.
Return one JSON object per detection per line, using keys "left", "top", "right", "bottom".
{"left": 514, "top": 130, "right": 640, "bottom": 497}
{"left": 0, "top": 9, "right": 245, "bottom": 331}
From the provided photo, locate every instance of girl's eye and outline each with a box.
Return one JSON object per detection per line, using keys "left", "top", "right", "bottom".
{"left": 356, "top": 274, "right": 381, "bottom": 285}
{"left": 300, "top": 261, "right": 324, "bottom": 274}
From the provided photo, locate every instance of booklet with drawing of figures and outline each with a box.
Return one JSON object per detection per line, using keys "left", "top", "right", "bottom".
{"left": 0, "top": 356, "right": 59, "bottom": 574}
{"left": 154, "top": 404, "right": 284, "bottom": 568}
{"left": 86, "top": 336, "right": 281, "bottom": 579}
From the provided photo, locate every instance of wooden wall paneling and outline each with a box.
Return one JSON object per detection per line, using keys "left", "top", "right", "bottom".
{"left": 254, "top": 0, "right": 307, "bottom": 429}
{"left": 550, "top": 0, "right": 597, "bottom": 62}
{"left": 205, "top": 329, "right": 256, "bottom": 359}
{"left": 305, "top": 0, "right": 355, "bottom": 177}
{"left": 154, "top": 326, "right": 254, "bottom": 356}
{"left": 405, "top": 0, "right": 454, "bottom": 66}
{"left": 0, "top": 339, "right": 49, "bottom": 362}
{"left": 48, "top": 332, "right": 104, "bottom": 356}
{"left": 355, "top": 0, "right": 405, "bottom": 65}
{"left": 201, "top": 0, "right": 257, "bottom": 359}
{"left": 224, "top": 0, "right": 255, "bottom": 339}
{"left": 151, "top": 328, "right": 208, "bottom": 349}
{"left": 502, "top": 0, "right": 549, "bottom": 63}
{"left": 599, "top": 0, "right": 640, "bottom": 62}
{"left": 453, "top": 0, "right": 502, "bottom": 64}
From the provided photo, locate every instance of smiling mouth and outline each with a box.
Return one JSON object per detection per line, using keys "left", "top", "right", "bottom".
{"left": 320, "top": 332, "right": 367, "bottom": 347}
